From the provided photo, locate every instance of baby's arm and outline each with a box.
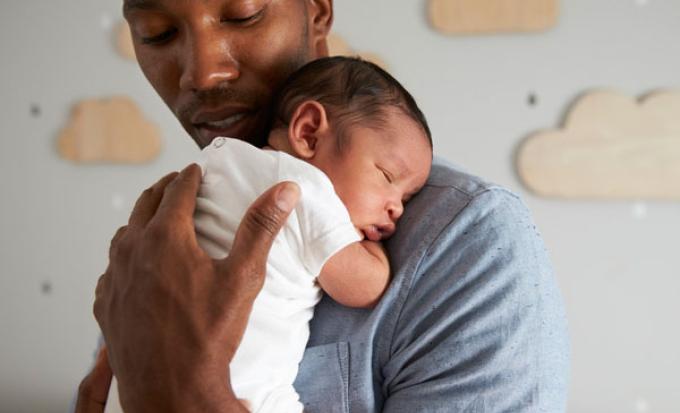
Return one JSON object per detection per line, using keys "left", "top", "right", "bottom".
{"left": 317, "top": 240, "right": 390, "bottom": 308}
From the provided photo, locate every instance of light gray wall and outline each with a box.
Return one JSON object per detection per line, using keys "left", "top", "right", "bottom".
{"left": 1, "top": 1, "right": 678, "bottom": 412}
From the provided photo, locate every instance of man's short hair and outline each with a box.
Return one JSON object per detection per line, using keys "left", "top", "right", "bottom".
{"left": 271, "top": 56, "right": 432, "bottom": 149}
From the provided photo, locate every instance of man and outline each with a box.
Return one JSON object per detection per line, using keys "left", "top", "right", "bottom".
{"left": 77, "top": 1, "right": 569, "bottom": 412}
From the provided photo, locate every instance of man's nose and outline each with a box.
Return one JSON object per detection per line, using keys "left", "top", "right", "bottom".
{"left": 179, "top": 31, "right": 240, "bottom": 92}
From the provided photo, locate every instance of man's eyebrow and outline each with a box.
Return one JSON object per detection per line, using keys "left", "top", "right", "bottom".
{"left": 123, "top": 0, "right": 160, "bottom": 13}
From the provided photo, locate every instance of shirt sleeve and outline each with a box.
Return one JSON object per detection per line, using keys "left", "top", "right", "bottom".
{"left": 381, "top": 189, "right": 570, "bottom": 412}
{"left": 276, "top": 153, "right": 361, "bottom": 277}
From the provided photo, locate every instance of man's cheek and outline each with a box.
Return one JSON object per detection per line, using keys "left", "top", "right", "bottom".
{"left": 249, "top": 26, "right": 308, "bottom": 84}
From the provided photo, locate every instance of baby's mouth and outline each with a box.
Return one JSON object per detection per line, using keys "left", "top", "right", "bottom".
{"left": 362, "top": 226, "right": 383, "bottom": 242}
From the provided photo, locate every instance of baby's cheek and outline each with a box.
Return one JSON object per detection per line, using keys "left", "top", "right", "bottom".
{"left": 352, "top": 196, "right": 381, "bottom": 220}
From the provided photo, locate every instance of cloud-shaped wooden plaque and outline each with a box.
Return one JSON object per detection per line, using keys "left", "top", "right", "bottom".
{"left": 327, "top": 33, "right": 388, "bottom": 70}
{"left": 58, "top": 96, "right": 161, "bottom": 164}
{"left": 517, "top": 90, "right": 680, "bottom": 200}
{"left": 116, "top": 21, "right": 136, "bottom": 61}
{"left": 429, "top": 0, "right": 558, "bottom": 35}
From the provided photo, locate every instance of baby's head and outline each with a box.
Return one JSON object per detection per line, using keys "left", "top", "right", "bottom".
{"left": 267, "top": 56, "right": 433, "bottom": 241}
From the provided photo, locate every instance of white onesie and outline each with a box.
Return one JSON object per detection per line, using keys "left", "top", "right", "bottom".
{"left": 194, "top": 137, "right": 360, "bottom": 412}
{"left": 104, "top": 137, "right": 359, "bottom": 413}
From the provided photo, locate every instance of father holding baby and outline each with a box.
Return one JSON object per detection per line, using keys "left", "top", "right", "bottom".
{"left": 77, "top": 1, "right": 569, "bottom": 412}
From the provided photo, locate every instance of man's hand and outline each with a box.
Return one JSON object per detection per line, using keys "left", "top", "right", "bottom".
{"left": 76, "top": 346, "right": 112, "bottom": 413}
{"left": 90, "top": 164, "right": 300, "bottom": 413}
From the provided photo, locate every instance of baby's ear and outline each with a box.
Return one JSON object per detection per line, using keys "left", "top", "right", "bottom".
{"left": 288, "top": 100, "right": 330, "bottom": 159}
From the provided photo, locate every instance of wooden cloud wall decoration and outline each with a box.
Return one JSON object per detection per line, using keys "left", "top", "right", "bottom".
{"left": 429, "top": 0, "right": 558, "bottom": 35}
{"left": 517, "top": 90, "right": 680, "bottom": 200}
{"left": 116, "top": 21, "right": 136, "bottom": 61}
{"left": 327, "top": 33, "right": 388, "bottom": 69}
{"left": 58, "top": 96, "right": 161, "bottom": 164}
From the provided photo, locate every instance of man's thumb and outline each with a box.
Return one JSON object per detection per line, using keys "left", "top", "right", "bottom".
{"left": 76, "top": 346, "right": 113, "bottom": 413}
{"left": 224, "top": 181, "right": 300, "bottom": 289}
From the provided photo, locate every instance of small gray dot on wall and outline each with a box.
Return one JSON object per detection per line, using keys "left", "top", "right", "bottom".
{"left": 30, "top": 104, "right": 41, "bottom": 117}
{"left": 41, "top": 281, "right": 52, "bottom": 295}
{"left": 527, "top": 93, "right": 538, "bottom": 107}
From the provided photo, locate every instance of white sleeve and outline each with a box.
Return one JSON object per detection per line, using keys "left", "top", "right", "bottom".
{"left": 277, "top": 153, "right": 361, "bottom": 277}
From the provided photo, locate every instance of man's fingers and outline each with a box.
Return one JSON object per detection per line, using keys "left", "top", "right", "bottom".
{"left": 128, "top": 171, "right": 179, "bottom": 228}
{"left": 75, "top": 346, "right": 113, "bottom": 413}
{"left": 225, "top": 182, "right": 300, "bottom": 292}
{"left": 148, "top": 164, "right": 202, "bottom": 234}
{"left": 93, "top": 270, "right": 111, "bottom": 328}
{"left": 108, "top": 225, "right": 128, "bottom": 263}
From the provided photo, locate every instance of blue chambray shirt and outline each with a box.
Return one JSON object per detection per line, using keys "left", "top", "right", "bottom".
{"left": 293, "top": 158, "right": 570, "bottom": 412}
{"left": 75, "top": 159, "right": 569, "bottom": 413}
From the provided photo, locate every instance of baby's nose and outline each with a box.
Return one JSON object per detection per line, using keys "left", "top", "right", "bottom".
{"left": 388, "top": 204, "right": 403, "bottom": 222}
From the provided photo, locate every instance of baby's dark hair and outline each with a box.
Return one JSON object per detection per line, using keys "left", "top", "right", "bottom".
{"left": 270, "top": 56, "right": 432, "bottom": 149}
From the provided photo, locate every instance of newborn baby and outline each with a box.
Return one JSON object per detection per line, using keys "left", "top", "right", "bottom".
{"left": 199, "top": 57, "right": 432, "bottom": 412}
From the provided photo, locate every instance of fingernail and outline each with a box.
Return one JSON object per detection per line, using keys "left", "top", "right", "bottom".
{"left": 276, "top": 183, "right": 299, "bottom": 212}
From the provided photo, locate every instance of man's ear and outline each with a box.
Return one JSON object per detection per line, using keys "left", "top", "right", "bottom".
{"left": 307, "top": 0, "right": 333, "bottom": 57}
{"left": 288, "top": 100, "right": 330, "bottom": 159}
